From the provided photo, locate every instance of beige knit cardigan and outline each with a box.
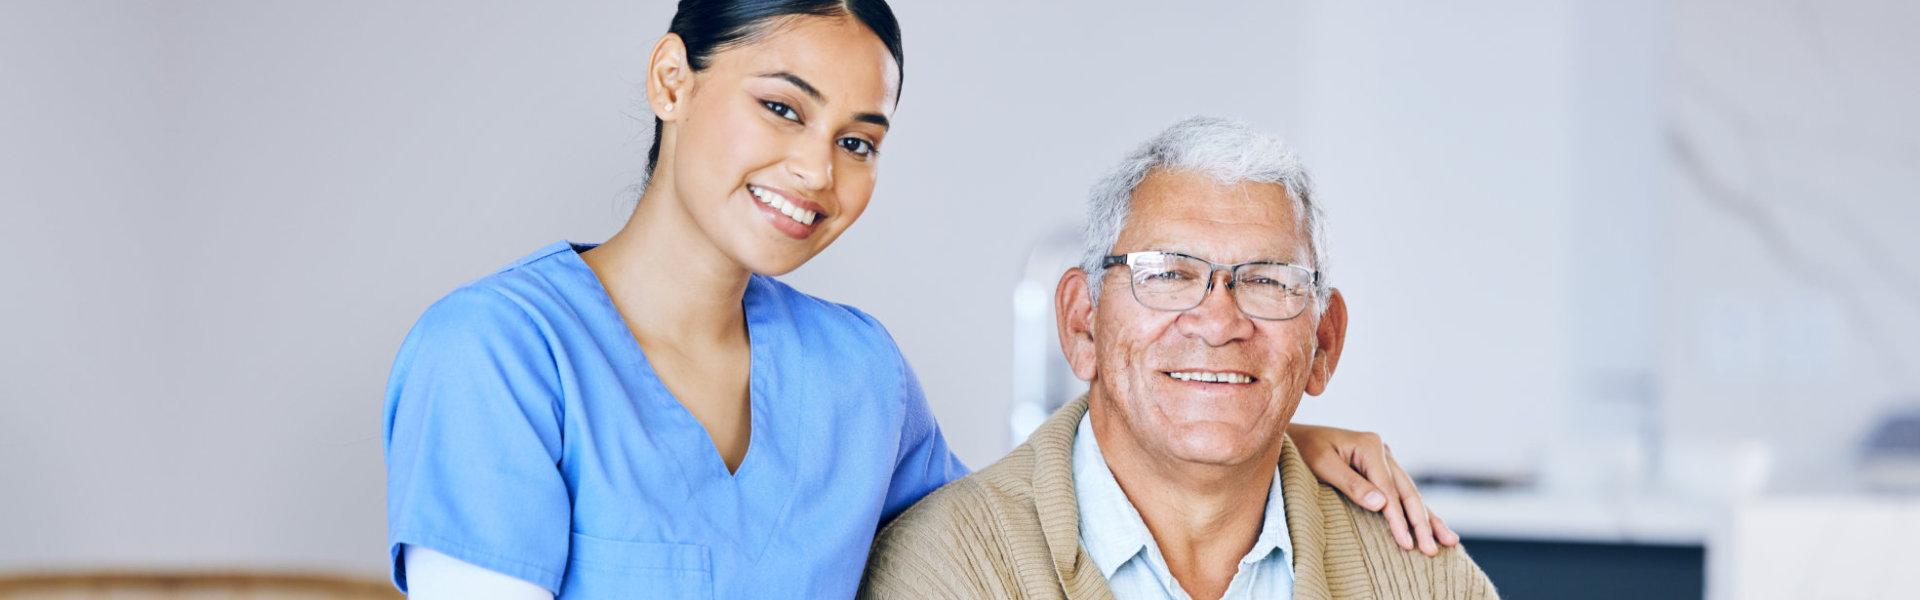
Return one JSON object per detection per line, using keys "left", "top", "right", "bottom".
{"left": 859, "top": 395, "right": 1498, "bottom": 600}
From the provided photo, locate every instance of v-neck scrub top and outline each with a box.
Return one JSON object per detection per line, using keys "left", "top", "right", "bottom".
{"left": 384, "top": 241, "right": 968, "bottom": 599}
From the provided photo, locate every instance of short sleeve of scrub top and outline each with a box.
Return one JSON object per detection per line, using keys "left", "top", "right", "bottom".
{"left": 384, "top": 241, "right": 968, "bottom": 599}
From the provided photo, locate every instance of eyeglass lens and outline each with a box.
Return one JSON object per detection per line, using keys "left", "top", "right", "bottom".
{"left": 1129, "top": 253, "right": 1313, "bottom": 320}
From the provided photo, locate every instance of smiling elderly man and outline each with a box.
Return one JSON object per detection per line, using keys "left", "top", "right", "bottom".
{"left": 859, "top": 118, "right": 1496, "bottom": 600}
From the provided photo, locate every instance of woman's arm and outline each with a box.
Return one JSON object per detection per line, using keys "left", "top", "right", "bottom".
{"left": 403, "top": 545, "right": 554, "bottom": 600}
{"left": 1288, "top": 423, "right": 1460, "bottom": 556}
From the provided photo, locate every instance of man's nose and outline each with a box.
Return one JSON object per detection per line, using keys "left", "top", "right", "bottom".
{"left": 1176, "top": 268, "right": 1254, "bottom": 345}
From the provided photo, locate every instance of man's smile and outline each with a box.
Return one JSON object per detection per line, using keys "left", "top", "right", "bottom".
{"left": 1163, "top": 370, "right": 1257, "bottom": 384}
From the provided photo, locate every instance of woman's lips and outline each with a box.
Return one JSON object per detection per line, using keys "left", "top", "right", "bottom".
{"left": 748, "top": 184, "right": 825, "bottom": 239}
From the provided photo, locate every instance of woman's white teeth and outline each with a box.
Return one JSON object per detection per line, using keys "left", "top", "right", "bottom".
{"left": 1168, "top": 371, "right": 1252, "bottom": 384}
{"left": 750, "top": 185, "right": 816, "bottom": 226}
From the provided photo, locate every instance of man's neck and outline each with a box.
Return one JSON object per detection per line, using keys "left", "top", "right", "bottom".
{"left": 1089, "top": 405, "right": 1284, "bottom": 600}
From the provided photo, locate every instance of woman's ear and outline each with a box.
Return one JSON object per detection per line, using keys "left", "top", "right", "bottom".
{"left": 1305, "top": 288, "right": 1348, "bottom": 396}
{"left": 1056, "top": 268, "right": 1099, "bottom": 382}
{"left": 647, "top": 33, "right": 692, "bottom": 121}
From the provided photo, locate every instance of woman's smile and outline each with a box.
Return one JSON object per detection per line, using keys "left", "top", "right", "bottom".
{"left": 748, "top": 183, "right": 827, "bottom": 239}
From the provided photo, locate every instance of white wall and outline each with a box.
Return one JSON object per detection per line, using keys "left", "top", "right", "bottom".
{"left": 0, "top": 0, "right": 1307, "bottom": 576}
{"left": 4, "top": 0, "right": 1913, "bottom": 580}
{"left": 2, "top": 0, "right": 184, "bottom": 569}
{"left": 1661, "top": 0, "right": 1920, "bottom": 492}
{"left": 1283, "top": 0, "right": 1585, "bottom": 477}
{"left": 1, "top": 0, "right": 647, "bottom": 575}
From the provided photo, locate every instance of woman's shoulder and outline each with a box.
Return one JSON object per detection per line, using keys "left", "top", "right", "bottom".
{"left": 459, "top": 241, "right": 593, "bottom": 306}
{"left": 747, "top": 274, "right": 898, "bottom": 345}
{"left": 403, "top": 242, "right": 594, "bottom": 349}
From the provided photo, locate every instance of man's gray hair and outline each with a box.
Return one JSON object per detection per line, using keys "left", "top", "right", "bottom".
{"left": 1081, "top": 116, "right": 1330, "bottom": 310}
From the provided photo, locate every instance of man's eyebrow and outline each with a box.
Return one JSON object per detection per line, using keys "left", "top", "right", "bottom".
{"left": 757, "top": 71, "right": 825, "bottom": 102}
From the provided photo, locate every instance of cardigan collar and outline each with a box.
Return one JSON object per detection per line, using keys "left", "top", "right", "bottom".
{"left": 1027, "top": 394, "right": 1334, "bottom": 599}
{"left": 1026, "top": 394, "right": 1109, "bottom": 596}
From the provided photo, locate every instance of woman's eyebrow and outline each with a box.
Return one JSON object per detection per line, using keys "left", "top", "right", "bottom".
{"left": 756, "top": 70, "right": 891, "bottom": 130}
{"left": 854, "top": 113, "right": 889, "bottom": 130}
{"left": 757, "top": 71, "right": 825, "bottom": 102}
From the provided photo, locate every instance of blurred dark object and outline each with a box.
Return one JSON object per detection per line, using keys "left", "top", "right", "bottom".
{"left": 1413, "top": 471, "right": 1535, "bottom": 491}
{"left": 1860, "top": 402, "right": 1920, "bottom": 493}
{"left": 1463, "top": 537, "right": 1703, "bottom": 600}
{"left": 0, "top": 572, "right": 401, "bottom": 599}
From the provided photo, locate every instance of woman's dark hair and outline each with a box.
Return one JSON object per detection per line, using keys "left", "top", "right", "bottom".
{"left": 646, "top": 0, "right": 903, "bottom": 181}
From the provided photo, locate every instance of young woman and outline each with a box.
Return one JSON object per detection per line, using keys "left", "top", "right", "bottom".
{"left": 384, "top": 1, "right": 1455, "bottom": 598}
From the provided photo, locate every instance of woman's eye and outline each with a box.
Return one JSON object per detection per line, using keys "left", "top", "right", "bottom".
{"left": 838, "top": 137, "right": 876, "bottom": 158}
{"left": 761, "top": 100, "right": 800, "bottom": 122}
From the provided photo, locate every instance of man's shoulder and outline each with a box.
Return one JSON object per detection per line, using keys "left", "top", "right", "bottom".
{"left": 1311, "top": 481, "right": 1500, "bottom": 598}
{"left": 1277, "top": 439, "right": 1498, "bottom": 599}
{"left": 862, "top": 444, "right": 1049, "bottom": 599}
{"left": 877, "top": 442, "right": 1041, "bottom": 546}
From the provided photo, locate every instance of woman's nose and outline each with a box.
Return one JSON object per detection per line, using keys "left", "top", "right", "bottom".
{"left": 787, "top": 136, "right": 834, "bottom": 191}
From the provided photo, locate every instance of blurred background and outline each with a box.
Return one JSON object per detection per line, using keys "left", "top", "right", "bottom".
{"left": 3, "top": 0, "right": 1916, "bottom": 598}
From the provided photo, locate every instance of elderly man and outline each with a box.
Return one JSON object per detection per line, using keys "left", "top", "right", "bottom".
{"left": 860, "top": 118, "right": 1496, "bottom": 600}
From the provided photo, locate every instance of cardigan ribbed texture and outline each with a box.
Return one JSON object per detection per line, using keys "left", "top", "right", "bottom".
{"left": 859, "top": 395, "right": 1498, "bottom": 600}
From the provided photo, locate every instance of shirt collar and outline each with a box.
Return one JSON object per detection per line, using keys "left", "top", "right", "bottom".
{"left": 1071, "top": 413, "right": 1292, "bottom": 578}
{"left": 1247, "top": 461, "right": 1293, "bottom": 568}
{"left": 1072, "top": 413, "right": 1156, "bottom": 578}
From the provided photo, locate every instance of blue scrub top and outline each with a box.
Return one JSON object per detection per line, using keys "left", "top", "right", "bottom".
{"left": 384, "top": 241, "right": 968, "bottom": 599}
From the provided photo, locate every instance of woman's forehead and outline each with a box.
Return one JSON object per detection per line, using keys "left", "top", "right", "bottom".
{"left": 708, "top": 15, "right": 900, "bottom": 110}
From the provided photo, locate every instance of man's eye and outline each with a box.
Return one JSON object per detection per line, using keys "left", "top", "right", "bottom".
{"left": 1145, "top": 270, "right": 1187, "bottom": 281}
{"left": 762, "top": 101, "right": 800, "bottom": 122}
{"left": 839, "top": 137, "right": 876, "bottom": 158}
{"left": 1240, "top": 276, "right": 1283, "bottom": 288}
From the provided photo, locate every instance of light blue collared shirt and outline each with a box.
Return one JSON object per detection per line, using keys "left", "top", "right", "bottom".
{"left": 1073, "top": 413, "right": 1294, "bottom": 600}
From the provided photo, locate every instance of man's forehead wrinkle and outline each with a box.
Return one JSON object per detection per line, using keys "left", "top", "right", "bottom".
{"left": 1119, "top": 233, "right": 1309, "bottom": 266}
{"left": 1120, "top": 212, "right": 1308, "bottom": 262}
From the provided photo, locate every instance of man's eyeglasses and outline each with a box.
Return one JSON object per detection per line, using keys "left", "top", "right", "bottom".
{"left": 1100, "top": 251, "right": 1319, "bottom": 321}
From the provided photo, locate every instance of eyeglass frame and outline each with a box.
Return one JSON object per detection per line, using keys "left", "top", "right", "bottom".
{"left": 1099, "top": 251, "right": 1321, "bottom": 321}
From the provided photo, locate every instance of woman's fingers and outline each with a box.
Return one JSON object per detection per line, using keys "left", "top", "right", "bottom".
{"left": 1386, "top": 445, "right": 1439, "bottom": 556}
{"left": 1290, "top": 425, "right": 1452, "bottom": 554}
{"left": 1380, "top": 476, "right": 1416, "bottom": 550}
{"left": 1325, "top": 456, "right": 1388, "bottom": 512}
{"left": 1350, "top": 433, "right": 1399, "bottom": 514}
{"left": 1320, "top": 430, "right": 1415, "bottom": 550}
{"left": 1433, "top": 512, "right": 1460, "bottom": 546}
{"left": 1348, "top": 436, "right": 1417, "bottom": 551}
{"left": 1314, "top": 435, "right": 1390, "bottom": 511}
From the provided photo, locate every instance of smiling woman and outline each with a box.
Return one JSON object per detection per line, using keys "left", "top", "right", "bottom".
{"left": 380, "top": 1, "right": 1456, "bottom": 599}
{"left": 637, "top": 6, "right": 899, "bottom": 276}
{"left": 383, "top": 4, "right": 955, "bottom": 599}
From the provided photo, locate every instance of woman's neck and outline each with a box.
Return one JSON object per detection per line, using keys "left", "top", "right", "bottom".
{"left": 584, "top": 179, "right": 751, "bottom": 346}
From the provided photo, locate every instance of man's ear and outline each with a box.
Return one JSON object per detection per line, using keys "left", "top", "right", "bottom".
{"left": 1056, "top": 268, "right": 1098, "bottom": 382}
{"left": 1304, "top": 288, "right": 1348, "bottom": 396}
{"left": 646, "top": 33, "right": 693, "bottom": 122}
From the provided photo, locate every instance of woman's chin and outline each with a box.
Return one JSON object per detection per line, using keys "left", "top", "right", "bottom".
{"left": 732, "top": 243, "right": 818, "bottom": 277}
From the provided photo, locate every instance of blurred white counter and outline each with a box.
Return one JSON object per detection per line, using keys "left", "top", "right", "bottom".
{"left": 1712, "top": 495, "right": 1920, "bottom": 600}
{"left": 1424, "top": 487, "right": 1716, "bottom": 546}
{"left": 1425, "top": 488, "right": 1920, "bottom": 599}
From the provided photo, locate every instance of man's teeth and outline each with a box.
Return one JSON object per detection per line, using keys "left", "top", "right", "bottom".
{"left": 750, "top": 185, "right": 817, "bottom": 226}
{"left": 1167, "top": 371, "right": 1253, "bottom": 384}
